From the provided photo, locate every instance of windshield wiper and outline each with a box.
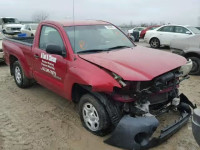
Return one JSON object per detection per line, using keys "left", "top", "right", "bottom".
{"left": 107, "top": 45, "right": 131, "bottom": 50}
{"left": 77, "top": 49, "right": 105, "bottom": 54}
{"left": 77, "top": 46, "right": 131, "bottom": 54}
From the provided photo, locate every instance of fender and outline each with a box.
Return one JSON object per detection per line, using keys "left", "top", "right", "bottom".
{"left": 63, "top": 57, "right": 121, "bottom": 100}
{"left": 3, "top": 39, "right": 32, "bottom": 78}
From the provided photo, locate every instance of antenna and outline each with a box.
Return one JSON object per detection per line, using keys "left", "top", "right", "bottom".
{"left": 73, "top": 0, "right": 75, "bottom": 53}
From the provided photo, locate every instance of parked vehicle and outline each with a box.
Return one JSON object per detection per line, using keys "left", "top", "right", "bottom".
{"left": 171, "top": 35, "right": 200, "bottom": 75}
{"left": 196, "top": 27, "right": 200, "bottom": 30}
{"left": 0, "top": 17, "right": 23, "bottom": 35}
{"left": 128, "top": 27, "right": 145, "bottom": 36}
{"left": 128, "top": 30, "right": 140, "bottom": 42}
{"left": 21, "top": 24, "right": 38, "bottom": 37}
{"left": 3, "top": 20, "right": 196, "bottom": 150}
{"left": 144, "top": 25, "right": 200, "bottom": 48}
{"left": 140, "top": 25, "right": 160, "bottom": 38}
{"left": 0, "top": 32, "right": 4, "bottom": 62}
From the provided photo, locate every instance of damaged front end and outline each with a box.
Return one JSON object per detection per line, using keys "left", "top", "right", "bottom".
{"left": 105, "top": 94, "right": 194, "bottom": 150}
{"left": 104, "top": 60, "right": 197, "bottom": 150}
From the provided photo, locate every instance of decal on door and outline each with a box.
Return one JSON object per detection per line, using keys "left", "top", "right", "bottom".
{"left": 40, "top": 53, "right": 61, "bottom": 80}
{"left": 41, "top": 53, "right": 57, "bottom": 63}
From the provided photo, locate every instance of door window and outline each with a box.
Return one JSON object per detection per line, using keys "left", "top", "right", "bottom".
{"left": 158, "top": 26, "right": 174, "bottom": 32}
{"left": 174, "top": 26, "right": 190, "bottom": 34}
{"left": 39, "top": 26, "right": 65, "bottom": 51}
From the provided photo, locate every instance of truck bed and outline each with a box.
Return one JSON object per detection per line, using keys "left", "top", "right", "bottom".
{"left": 4, "top": 37, "right": 34, "bottom": 47}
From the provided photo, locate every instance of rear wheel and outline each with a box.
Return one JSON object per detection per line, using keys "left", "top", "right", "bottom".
{"left": 13, "top": 61, "right": 32, "bottom": 88}
{"left": 150, "top": 38, "right": 160, "bottom": 48}
{"left": 79, "top": 94, "right": 110, "bottom": 136}
{"left": 188, "top": 57, "right": 200, "bottom": 75}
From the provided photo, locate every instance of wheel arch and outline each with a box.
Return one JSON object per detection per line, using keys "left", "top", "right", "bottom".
{"left": 71, "top": 83, "right": 122, "bottom": 126}
{"left": 9, "top": 55, "right": 18, "bottom": 75}
{"left": 149, "top": 37, "right": 160, "bottom": 44}
{"left": 184, "top": 52, "right": 200, "bottom": 59}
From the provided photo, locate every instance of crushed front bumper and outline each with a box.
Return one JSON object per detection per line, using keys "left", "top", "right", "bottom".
{"left": 105, "top": 94, "right": 194, "bottom": 150}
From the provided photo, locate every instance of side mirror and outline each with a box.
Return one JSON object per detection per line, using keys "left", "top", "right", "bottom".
{"left": 186, "top": 31, "right": 192, "bottom": 35}
{"left": 46, "top": 44, "right": 65, "bottom": 56}
{"left": 28, "top": 28, "right": 31, "bottom": 31}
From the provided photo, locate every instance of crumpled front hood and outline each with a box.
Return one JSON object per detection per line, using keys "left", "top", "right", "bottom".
{"left": 79, "top": 46, "right": 187, "bottom": 81}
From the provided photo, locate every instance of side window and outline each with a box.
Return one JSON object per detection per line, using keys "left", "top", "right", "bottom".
{"left": 158, "top": 26, "right": 174, "bottom": 32}
{"left": 174, "top": 26, "right": 189, "bottom": 34}
{"left": 39, "top": 26, "right": 65, "bottom": 51}
{"left": 0, "top": 19, "right": 2, "bottom": 25}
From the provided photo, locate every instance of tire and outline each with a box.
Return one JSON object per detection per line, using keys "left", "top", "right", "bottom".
{"left": 150, "top": 38, "right": 160, "bottom": 48}
{"left": 13, "top": 61, "right": 32, "bottom": 88}
{"left": 79, "top": 94, "right": 110, "bottom": 136}
{"left": 188, "top": 57, "right": 200, "bottom": 75}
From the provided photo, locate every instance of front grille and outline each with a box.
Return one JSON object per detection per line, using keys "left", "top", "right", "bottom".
{"left": 11, "top": 28, "right": 21, "bottom": 31}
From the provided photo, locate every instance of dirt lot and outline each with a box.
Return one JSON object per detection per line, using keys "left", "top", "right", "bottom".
{"left": 0, "top": 42, "right": 200, "bottom": 150}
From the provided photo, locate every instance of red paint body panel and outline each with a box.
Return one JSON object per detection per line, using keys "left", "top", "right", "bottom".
{"left": 2, "top": 20, "right": 187, "bottom": 102}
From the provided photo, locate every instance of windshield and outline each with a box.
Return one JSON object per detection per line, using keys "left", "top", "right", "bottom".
{"left": 64, "top": 25, "right": 134, "bottom": 53}
{"left": 30, "top": 24, "right": 38, "bottom": 30}
{"left": 187, "top": 26, "right": 200, "bottom": 34}
{"left": 135, "top": 27, "right": 145, "bottom": 31}
{"left": 150, "top": 27, "right": 159, "bottom": 30}
{"left": 196, "top": 27, "right": 200, "bottom": 30}
{"left": 2, "top": 18, "right": 20, "bottom": 24}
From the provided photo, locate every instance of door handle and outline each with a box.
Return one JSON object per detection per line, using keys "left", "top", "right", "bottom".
{"left": 34, "top": 54, "right": 39, "bottom": 59}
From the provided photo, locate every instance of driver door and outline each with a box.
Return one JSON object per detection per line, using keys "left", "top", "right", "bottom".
{"left": 32, "top": 25, "right": 68, "bottom": 97}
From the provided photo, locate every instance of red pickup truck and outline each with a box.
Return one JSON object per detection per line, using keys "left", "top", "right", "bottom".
{"left": 2, "top": 20, "right": 196, "bottom": 149}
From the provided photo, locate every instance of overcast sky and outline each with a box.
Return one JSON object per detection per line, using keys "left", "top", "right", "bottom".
{"left": 0, "top": 0, "right": 200, "bottom": 26}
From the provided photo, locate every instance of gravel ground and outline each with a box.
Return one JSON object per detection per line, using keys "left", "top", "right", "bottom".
{"left": 0, "top": 41, "right": 199, "bottom": 150}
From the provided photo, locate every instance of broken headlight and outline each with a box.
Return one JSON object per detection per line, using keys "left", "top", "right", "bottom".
{"left": 179, "top": 59, "right": 193, "bottom": 76}
{"left": 112, "top": 72, "right": 127, "bottom": 87}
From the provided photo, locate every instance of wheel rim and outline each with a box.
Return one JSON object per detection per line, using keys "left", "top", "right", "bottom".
{"left": 15, "top": 66, "right": 22, "bottom": 84}
{"left": 151, "top": 39, "right": 159, "bottom": 48}
{"left": 82, "top": 102, "right": 100, "bottom": 131}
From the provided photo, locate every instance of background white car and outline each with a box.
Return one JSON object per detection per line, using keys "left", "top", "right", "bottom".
{"left": 20, "top": 24, "right": 38, "bottom": 37}
{"left": 144, "top": 25, "right": 200, "bottom": 48}
{"left": 128, "top": 27, "right": 145, "bottom": 35}
{"left": 0, "top": 17, "right": 23, "bottom": 35}
{"left": 0, "top": 32, "right": 4, "bottom": 62}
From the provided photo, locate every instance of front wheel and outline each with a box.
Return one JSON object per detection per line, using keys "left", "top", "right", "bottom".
{"left": 188, "top": 57, "right": 200, "bottom": 75}
{"left": 79, "top": 94, "right": 110, "bottom": 136}
{"left": 13, "top": 61, "right": 32, "bottom": 88}
{"left": 150, "top": 38, "right": 160, "bottom": 48}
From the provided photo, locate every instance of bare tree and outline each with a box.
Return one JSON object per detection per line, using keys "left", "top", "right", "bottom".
{"left": 32, "top": 11, "right": 49, "bottom": 22}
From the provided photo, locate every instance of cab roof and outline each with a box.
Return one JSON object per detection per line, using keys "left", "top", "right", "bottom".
{"left": 43, "top": 20, "right": 110, "bottom": 27}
